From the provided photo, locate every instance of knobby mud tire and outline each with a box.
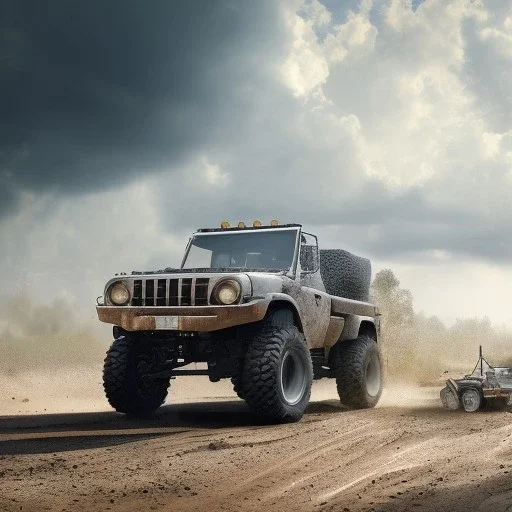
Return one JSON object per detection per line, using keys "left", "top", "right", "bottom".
{"left": 440, "top": 386, "right": 460, "bottom": 410}
{"left": 320, "top": 249, "right": 371, "bottom": 302}
{"left": 331, "top": 336, "right": 383, "bottom": 409}
{"left": 233, "top": 309, "right": 297, "bottom": 400}
{"left": 103, "top": 336, "right": 170, "bottom": 415}
{"left": 231, "top": 358, "right": 245, "bottom": 400}
{"left": 241, "top": 326, "right": 313, "bottom": 423}
{"left": 461, "top": 388, "right": 481, "bottom": 413}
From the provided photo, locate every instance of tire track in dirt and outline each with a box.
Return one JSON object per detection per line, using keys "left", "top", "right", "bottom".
{"left": 316, "top": 437, "right": 440, "bottom": 502}
{"left": 2, "top": 396, "right": 512, "bottom": 512}
{"left": 180, "top": 418, "right": 378, "bottom": 510}
{"left": 265, "top": 428, "right": 422, "bottom": 503}
{"left": 208, "top": 418, "right": 430, "bottom": 509}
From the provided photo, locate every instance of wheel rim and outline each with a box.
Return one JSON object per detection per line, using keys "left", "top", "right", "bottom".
{"left": 365, "top": 353, "right": 381, "bottom": 397}
{"left": 462, "top": 388, "right": 481, "bottom": 412}
{"left": 280, "top": 349, "right": 307, "bottom": 405}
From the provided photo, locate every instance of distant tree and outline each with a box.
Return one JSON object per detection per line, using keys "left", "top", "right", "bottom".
{"left": 370, "top": 269, "right": 442, "bottom": 382}
{"left": 371, "top": 269, "right": 414, "bottom": 331}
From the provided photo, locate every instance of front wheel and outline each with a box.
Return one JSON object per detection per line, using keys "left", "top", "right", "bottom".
{"left": 103, "top": 336, "right": 170, "bottom": 415}
{"left": 241, "top": 326, "right": 313, "bottom": 423}
{"left": 331, "top": 336, "right": 383, "bottom": 409}
{"left": 440, "top": 386, "right": 460, "bottom": 410}
{"left": 231, "top": 358, "right": 245, "bottom": 400}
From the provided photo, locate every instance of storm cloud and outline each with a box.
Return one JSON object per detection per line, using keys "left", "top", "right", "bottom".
{"left": 0, "top": 0, "right": 286, "bottom": 209}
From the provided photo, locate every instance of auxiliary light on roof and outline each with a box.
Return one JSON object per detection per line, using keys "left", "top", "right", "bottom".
{"left": 220, "top": 219, "right": 280, "bottom": 229}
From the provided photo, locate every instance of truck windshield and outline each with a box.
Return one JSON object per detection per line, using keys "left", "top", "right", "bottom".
{"left": 182, "top": 229, "right": 298, "bottom": 271}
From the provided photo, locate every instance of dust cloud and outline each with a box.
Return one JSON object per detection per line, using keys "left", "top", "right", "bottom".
{"left": 0, "top": 293, "right": 106, "bottom": 373}
{"left": 373, "top": 269, "right": 512, "bottom": 388}
{"left": 379, "top": 308, "right": 512, "bottom": 387}
{"left": 0, "top": 293, "right": 110, "bottom": 414}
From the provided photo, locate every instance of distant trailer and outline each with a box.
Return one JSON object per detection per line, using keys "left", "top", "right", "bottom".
{"left": 440, "top": 346, "right": 512, "bottom": 412}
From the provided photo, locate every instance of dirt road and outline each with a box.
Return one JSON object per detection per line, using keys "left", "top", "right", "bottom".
{"left": 1, "top": 380, "right": 512, "bottom": 512}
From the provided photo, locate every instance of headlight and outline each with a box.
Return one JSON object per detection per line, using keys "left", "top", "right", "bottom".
{"left": 109, "top": 282, "right": 131, "bottom": 306}
{"left": 212, "top": 279, "right": 241, "bottom": 305}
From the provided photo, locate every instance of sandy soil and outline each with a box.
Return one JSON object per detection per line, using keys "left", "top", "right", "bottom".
{"left": 2, "top": 374, "right": 512, "bottom": 512}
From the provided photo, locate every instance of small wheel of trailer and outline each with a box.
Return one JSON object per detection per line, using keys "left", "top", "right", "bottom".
{"left": 440, "top": 386, "right": 460, "bottom": 410}
{"left": 103, "top": 336, "right": 170, "bottom": 415}
{"left": 241, "top": 325, "right": 313, "bottom": 423}
{"left": 331, "top": 336, "right": 383, "bottom": 409}
{"left": 461, "top": 388, "right": 481, "bottom": 413}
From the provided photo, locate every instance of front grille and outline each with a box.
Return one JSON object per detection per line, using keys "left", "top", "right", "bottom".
{"left": 131, "top": 278, "right": 210, "bottom": 306}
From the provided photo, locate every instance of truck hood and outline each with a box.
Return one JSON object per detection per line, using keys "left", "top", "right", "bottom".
{"left": 129, "top": 267, "right": 286, "bottom": 275}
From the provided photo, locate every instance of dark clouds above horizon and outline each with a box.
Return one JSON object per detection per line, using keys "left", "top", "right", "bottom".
{"left": 0, "top": 0, "right": 286, "bottom": 214}
{"left": 1, "top": 0, "right": 512, "bottom": 268}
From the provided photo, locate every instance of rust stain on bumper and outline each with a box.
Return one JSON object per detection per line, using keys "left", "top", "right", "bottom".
{"left": 96, "top": 300, "right": 269, "bottom": 332}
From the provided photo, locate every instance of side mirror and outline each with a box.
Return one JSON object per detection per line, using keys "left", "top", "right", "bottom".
{"left": 299, "top": 232, "right": 320, "bottom": 274}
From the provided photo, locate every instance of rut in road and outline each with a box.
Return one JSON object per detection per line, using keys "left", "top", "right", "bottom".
{"left": 186, "top": 415, "right": 435, "bottom": 511}
{"left": 3, "top": 391, "right": 512, "bottom": 512}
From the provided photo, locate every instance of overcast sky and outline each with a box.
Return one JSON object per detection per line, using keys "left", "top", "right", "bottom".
{"left": 1, "top": 0, "right": 512, "bottom": 328}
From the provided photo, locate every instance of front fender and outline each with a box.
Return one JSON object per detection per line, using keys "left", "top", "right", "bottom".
{"left": 456, "top": 382, "right": 484, "bottom": 397}
{"left": 265, "top": 291, "right": 331, "bottom": 349}
{"left": 265, "top": 293, "right": 302, "bottom": 328}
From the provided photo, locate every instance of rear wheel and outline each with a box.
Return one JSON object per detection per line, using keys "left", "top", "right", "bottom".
{"left": 103, "top": 336, "right": 170, "bottom": 415}
{"left": 461, "top": 388, "right": 481, "bottom": 412}
{"left": 331, "top": 336, "right": 383, "bottom": 408}
{"left": 241, "top": 326, "right": 313, "bottom": 423}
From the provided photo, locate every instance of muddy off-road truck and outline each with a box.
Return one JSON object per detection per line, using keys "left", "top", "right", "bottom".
{"left": 96, "top": 221, "right": 382, "bottom": 423}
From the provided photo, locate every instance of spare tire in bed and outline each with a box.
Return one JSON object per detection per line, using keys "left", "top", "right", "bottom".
{"left": 319, "top": 249, "right": 371, "bottom": 302}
